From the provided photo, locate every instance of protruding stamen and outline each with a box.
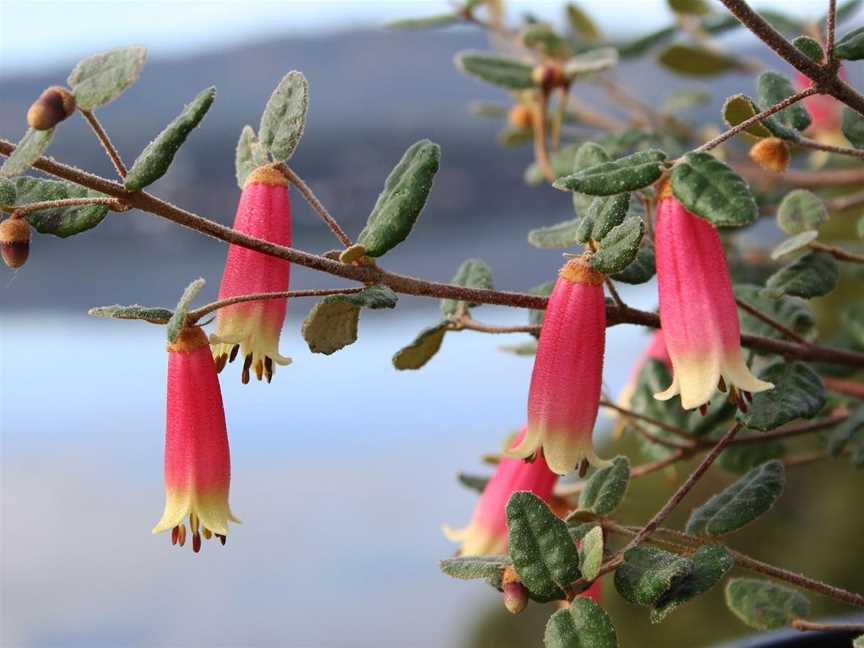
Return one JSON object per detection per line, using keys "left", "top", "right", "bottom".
{"left": 190, "top": 512, "right": 200, "bottom": 536}
{"left": 254, "top": 358, "right": 264, "bottom": 381}
{"left": 718, "top": 376, "right": 727, "bottom": 392}
{"left": 192, "top": 533, "right": 202, "bottom": 553}
{"left": 737, "top": 399, "right": 749, "bottom": 414}
{"left": 202, "top": 527, "right": 212, "bottom": 540}
{"left": 698, "top": 404, "right": 708, "bottom": 416}
{"left": 743, "top": 390, "right": 753, "bottom": 403}
{"left": 177, "top": 523, "right": 187, "bottom": 547}
{"left": 171, "top": 525, "right": 179, "bottom": 546}
{"left": 578, "top": 458, "right": 589, "bottom": 478}
{"left": 264, "top": 357, "right": 273, "bottom": 383}
{"left": 242, "top": 354, "right": 252, "bottom": 384}
{"left": 229, "top": 344, "right": 240, "bottom": 363}
{"left": 216, "top": 534, "right": 227, "bottom": 546}
{"left": 728, "top": 386, "right": 739, "bottom": 407}
{"left": 215, "top": 353, "right": 228, "bottom": 373}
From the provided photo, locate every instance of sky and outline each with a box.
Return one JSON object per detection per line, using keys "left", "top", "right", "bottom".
{"left": 0, "top": 0, "right": 838, "bottom": 77}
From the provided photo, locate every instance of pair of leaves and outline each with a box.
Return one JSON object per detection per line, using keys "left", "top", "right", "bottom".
{"left": 725, "top": 578, "right": 810, "bottom": 630}
{"left": 301, "top": 285, "right": 398, "bottom": 355}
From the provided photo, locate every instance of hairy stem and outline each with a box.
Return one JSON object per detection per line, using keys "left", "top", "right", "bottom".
{"left": 188, "top": 287, "right": 363, "bottom": 322}
{"left": 792, "top": 619, "right": 864, "bottom": 632}
{"left": 6, "top": 196, "right": 125, "bottom": 215}
{"left": 809, "top": 240, "right": 864, "bottom": 264}
{"left": 278, "top": 164, "right": 353, "bottom": 248}
{"left": 80, "top": 110, "right": 128, "bottom": 178}
{"left": 796, "top": 136, "right": 864, "bottom": 161}
{"left": 533, "top": 92, "right": 556, "bottom": 182}
{"left": 735, "top": 297, "right": 808, "bottom": 344}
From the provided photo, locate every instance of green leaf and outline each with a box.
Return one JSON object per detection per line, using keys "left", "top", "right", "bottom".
{"left": 528, "top": 280, "right": 555, "bottom": 335}
{"left": 858, "top": 215, "right": 864, "bottom": 239}
{"left": 392, "top": 322, "right": 448, "bottom": 370}
{"left": 658, "top": 44, "right": 742, "bottom": 76}
{"left": 523, "top": 25, "right": 571, "bottom": 59}
{"left": 734, "top": 285, "right": 815, "bottom": 344}
{"left": 506, "top": 491, "right": 581, "bottom": 601}
{"left": 650, "top": 544, "right": 735, "bottom": 623}
{"left": 454, "top": 51, "right": 535, "bottom": 90}
{"left": 771, "top": 230, "right": 819, "bottom": 260}
{"left": 743, "top": 362, "right": 825, "bottom": 431}
{"left": 686, "top": 460, "right": 785, "bottom": 536}
{"left": 671, "top": 152, "right": 758, "bottom": 227}
{"left": 725, "top": 578, "right": 810, "bottom": 630}
{"left": 258, "top": 71, "right": 309, "bottom": 162}
{"left": 581, "top": 193, "right": 631, "bottom": 242}
{"left": 618, "top": 26, "right": 677, "bottom": 58}
{"left": 571, "top": 143, "right": 612, "bottom": 213}
{"left": 662, "top": 88, "right": 712, "bottom": 114}
{"left": 756, "top": 72, "right": 811, "bottom": 132}
{"left": 831, "top": 0, "right": 864, "bottom": 25}
{"left": 835, "top": 26, "right": 864, "bottom": 60}
{"left": 841, "top": 107, "right": 864, "bottom": 149}
{"left": 124, "top": 87, "right": 216, "bottom": 192}
{"left": 668, "top": 0, "right": 710, "bottom": 15}
{"left": 235, "top": 125, "right": 270, "bottom": 188}
{"left": 722, "top": 94, "right": 773, "bottom": 139}
{"left": 544, "top": 597, "right": 618, "bottom": 648}
{"left": 792, "top": 36, "right": 824, "bottom": 63}
{"left": 385, "top": 13, "right": 459, "bottom": 29}
{"left": 845, "top": 303, "right": 864, "bottom": 349}
{"left": 528, "top": 218, "right": 583, "bottom": 249}
{"left": 0, "top": 177, "right": 15, "bottom": 205}
{"left": 590, "top": 217, "right": 644, "bottom": 274}
{"left": 166, "top": 278, "right": 205, "bottom": 344}
{"left": 357, "top": 139, "right": 441, "bottom": 257}
{"left": 578, "top": 526, "right": 604, "bottom": 581}
{"left": 439, "top": 555, "right": 510, "bottom": 587}
{"left": 554, "top": 150, "right": 667, "bottom": 196}
{"left": 499, "top": 340, "right": 538, "bottom": 356}
{"left": 457, "top": 472, "right": 490, "bottom": 494}
{"left": 87, "top": 304, "right": 173, "bottom": 324}
{"left": 563, "top": 47, "right": 619, "bottom": 79}
{"left": 614, "top": 546, "right": 693, "bottom": 607}
{"left": 301, "top": 285, "right": 397, "bottom": 355}
{"left": 611, "top": 243, "right": 655, "bottom": 284}
{"left": 441, "top": 258, "right": 494, "bottom": 316}
{"left": 12, "top": 176, "right": 108, "bottom": 237}
{"left": 827, "top": 406, "right": 864, "bottom": 457}
{"left": 854, "top": 635, "right": 864, "bottom": 648}
{"left": 67, "top": 46, "right": 147, "bottom": 110}
{"left": 566, "top": 3, "right": 602, "bottom": 42}
{"left": 578, "top": 455, "right": 630, "bottom": 516}
{"left": 776, "top": 189, "right": 828, "bottom": 235}
{"left": 765, "top": 252, "right": 838, "bottom": 299}
{"left": 718, "top": 440, "right": 786, "bottom": 475}
{"left": 0, "top": 128, "right": 54, "bottom": 178}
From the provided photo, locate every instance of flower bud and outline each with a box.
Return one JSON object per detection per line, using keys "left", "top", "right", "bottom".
{"left": 749, "top": 137, "right": 790, "bottom": 173}
{"left": 532, "top": 64, "right": 566, "bottom": 92}
{"left": 26, "top": 86, "right": 76, "bottom": 131}
{"left": 0, "top": 217, "right": 31, "bottom": 269}
{"left": 502, "top": 567, "right": 529, "bottom": 615}
{"left": 508, "top": 104, "right": 534, "bottom": 130}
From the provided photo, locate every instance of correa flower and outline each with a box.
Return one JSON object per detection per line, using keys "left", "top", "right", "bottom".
{"left": 444, "top": 428, "right": 558, "bottom": 556}
{"left": 654, "top": 186, "right": 773, "bottom": 411}
{"left": 507, "top": 256, "right": 607, "bottom": 475}
{"left": 211, "top": 165, "right": 292, "bottom": 383}
{"left": 153, "top": 325, "right": 239, "bottom": 552}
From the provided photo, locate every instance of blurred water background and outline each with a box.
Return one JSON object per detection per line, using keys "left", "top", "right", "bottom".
{"left": 2, "top": 1, "right": 863, "bottom": 647}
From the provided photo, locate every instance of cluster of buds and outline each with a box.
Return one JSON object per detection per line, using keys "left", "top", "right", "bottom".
{"left": 27, "top": 86, "right": 76, "bottom": 131}
{"left": 0, "top": 215, "right": 31, "bottom": 269}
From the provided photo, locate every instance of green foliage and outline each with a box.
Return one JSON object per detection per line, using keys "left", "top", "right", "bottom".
{"left": 87, "top": 304, "right": 173, "bottom": 324}
{"left": 590, "top": 218, "right": 644, "bottom": 274}
{"left": 554, "top": 150, "right": 667, "bottom": 196}
{"left": 392, "top": 322, "right": 448, "bottom": 370}
{"left": 579, "top": 193, "right": 631, "bottom": 243}
{"left": 439, "top": 555, "right": 511, "bottom": 589}
{"left": 499, "top": 340, "right": 538, "bottom": 356}
{"left": 578, "top": 455, "right": 630, "bottom": 516}
{"left": 771, "top": 230, "right": 819, "bottom": 260}
{"left": 523, "top": 25, "right": 571, "bottom": 59}
{"left": 717, "top": 440, "right": 786, "bottom": 475}
{"left": 469, "top": 101, "right": 508, "bottom": 119}
{"left": 792, "top": 36, "right": 824, "bottom": 63}
{"left": 686, "top": 460, "right": 785, "bottom": 536}
{"left": 455, "top": 51, "right": 536, "bottom": 90}
{"left": 385, "top": 13, "right": 459, "bottom": 29}
{"left": 357, "top": 139, "right": 441, "bottom": 257}
{"left": 301, "top": 285, "right": 397, "bottom": 355}
{"left": 11, "top": 176, "right": 109, "bottom": 237}
{"left": 722, "top": 94, "right": 773, "bottom": 139}
{"left": 166, "top": 278, "right": 205, "bottom": 344}
{"left": 441, "top": 258, "right": 494, "bottom": 316}
{"left": 235, "top": 125, "right": 270, "bottom": 188}
{"left": 528, "top": 218, "right": 583, "bottom": 249}
{"left": 841, "top": 107, "right": 864, "bottom": 149}
{"left": 124, "top": 87, "right": 216, "bottom": 192}
{"left": 725, "top": 578, "right": 810, "bottom": 630}
{"left": 670, "top": 152, "right": 758, "bottom": 227}
{"left": 668, "top": 0, "right": 710, "bottom": 15}
{"left": 67, "top": 46, "right": 147, "bottom": 110}
{"left": 658, "top": 44, "right": 742, "bottom": 76}
{"left": 0, "top": 128, "right": 54, "bottom": 178}
{"left": 835, "top": 26, "right": 864, "bottom": 60}
{"left": 506, "top": 491, "right": 581, "bottom": 601}
{"left": 615, "top": 546, "right": 693, "bottom": 607}
{"left": 565, "top": 3, "right": 602, "bottom": 42}
{"left": 662, "top": 89, "right": 711, "bottom": 114}
{"left": 742, "top": 362, "right": 825, "bottom": 431}
{"left": 457, "top": 472, "right": 489, "bottom": 494}
{"left": 259, "top": 71, "right": 309, "bottom": 162}
{"left": 578, "top": 526, "right": 604, "bottom": 581}
{"left": 544, "top": 598, "right": 618, "bottom": 648}
{"left": 734, "top": 285, "right": 815, "bottom": 344}
{"left": 563, "top": 47, "right": 619, "bottom": 80}
{"left": 827, "top": 405, "right": 864, "bottom": 459}
{"left": 651, "top": 545, "right": 735, "bottom": 623}
{"left": 756, "top": 72, "right": 811, "bottom": 132}
{"left": 845, "top": 303, "right": 864, "bottom": 349}
{"left": 776, "top": 189, "right": 828, "bottom": 235}
{"left": 765, "top": 252, "right": 838, "bottom": 299}
{"left": 611, "top": 243, "right": 655, "bottom": 284}
{"left": 0, "top": 177, "right": 15, "bottom": 205}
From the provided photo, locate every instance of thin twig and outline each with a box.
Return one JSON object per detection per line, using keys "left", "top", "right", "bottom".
{"left": 809, "top": 240, "right": 864, "bottom": 264}
{"left": 80, "top": 110, "right": 128, "bottom": 178}
{"left": 599, "top": 399, "right": 697, "bottom": 443}
{"left": 604, "top": 278, "right": 626, "bottom": 311}
{"left": 792, "top": 619, "right": 864, "bottom": 633}
{"left": 825, "top": 0, "right": 838, "bottom": 63}
{"left": 826, "top": 189, "right": 864, "bottom": 212}
{"left": 6, "top": 197, "right": 124, "bottom": 215}
{"left": 188, "top": 287, "right": 363, "bottom": 322}
{"left": 278, "top": 165, "right": 353, "bottom": 248}
{"left": 533, "top": 92, "right": 556, "bottom": 183}
{"left": 736, "top": 297, "right": 808, "bottom": 344}
{"left": 453, "top": 317, "right": 539, "bottom": 335}
{"left": 554, "top": 450, "right": 687, "bottom": 497}
{"left": 796, "top": 136, "right": 864, "bottom": 161}
{"left": 741, "top": 164, "right": 864, "bottom": 188}
{"left": 823, "top": 377, "right": 864, "bottom": 399}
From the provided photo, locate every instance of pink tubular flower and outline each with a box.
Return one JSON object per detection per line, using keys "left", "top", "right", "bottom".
{"left": 444, "top": 428, "right": 559, "bottom": 556}
{"left": 507, "top": 256, "right": 607, "bottom": 475}
{"left": 153, "top": 326, "right": 239, "bottom": 552}
{"left": 211, "top": 165, "right": 292, "bottom": 383}
{"left": 654, "top": 188, "right": 772, "bottom": 411}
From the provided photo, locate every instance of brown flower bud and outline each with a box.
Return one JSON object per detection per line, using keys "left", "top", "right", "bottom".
{"left": 502, "top": 566, "right": 529, "bottom": 615}
{"left": 532, "top": 64, "right": 566, "bottom": 92}
{"left": 749, "top": 137, "right": 790, "bottom": 173}
{"left": 508, "top": 104, "right": 535, "bottom": 130}
{"left": 0, "top": 217, "right": 31, "bottom": 269}
{"left": 27, "top": 86, "right": 76, "bottom": 131}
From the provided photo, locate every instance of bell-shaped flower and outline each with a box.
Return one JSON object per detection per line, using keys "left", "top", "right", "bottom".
{"left": 654, "top": 190, "right": 773, "bottom": 411}
{"left": 153, "top": 326, "right": 240, "bottom": 552}
{"left": 507, "top": 256, "right": 608, "bottom": 475}
{"left": 211, "top": 165, "right": 292, "bottom": 383}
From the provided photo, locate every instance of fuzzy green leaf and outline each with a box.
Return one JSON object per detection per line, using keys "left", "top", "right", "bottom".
{"left": 544, "top": 597, "right": 618, "bottom": 648}
{"left": 614, "top": 546, "right": 693, "bottom": 607}
{"left": 671, "top": 152, "right": 758, "bottom": 227}
{"left": 742, "top": 362, "right": 825, "bottom": 431}
{"left": 841, "top": 107, "right": 864, "bottom": 149}
{"left": 439, "top": 555, "right": 510, "bottom": 586}
{"left": 651, "top": 545, "right": 735, "bottom": 623}
{"left": 725, "top": 578, "right": 810, "bottom": 630}
{"left": 357, "top": 139, "right": 440, "bottom": 257}
{"left": 528, "top": 218, "right": 583, "bottom": 249}
{"left": 385, "top": 13, "right": 459, "bottom": 29}
{"left": 668, "top": 0, "right": 710, "bottom": 14}
{"left": 563, "top": 47, "right": 618, "bottom": 79}
{"left": 166, "top": 278, "right": 205, "bottom": 344}
{"left": 571, "top": 143, "right": 612, "bottom": 213}
{"left": 524, "top": 25, "right": 571, "bottom": 59}
{"left": 67, "top": 46, "right": 147, "bottom": 110}
{"left": 457, "top": 472, "right": 490, "bottom": 494}
{"left": 581, "top": 193, "right": 631, "bottom": 242}
{"left": 0, "top": 177, "right": 15, "bottom": 205}
{"left": 124, "top": 87, "right": 215, "bottom": 192}
{"left": 765, "top": 252, "right": 838, "bottom": 299}
{"left": 258, "top": 71, "right": 309, "bottom": 162}
{"left": 618, "top": 26, "right": 677, "bottom": 58}
{"left": 827, "top": 406, "right": 864, "bottom": 457}
{"left": 757, "top": 72, "right": 811, "bottom": 132}
{"left": 88, "top": 304, "right": 173, "bottom": 324}
{"left": 771, "top": 231, "right": 819, "bottom": 260}
{"left": 718, "top": 441, "right": 786, "bottom": 475}
{"left": 579, "top": 526, "right": 604, "bottom": 582}
{"left": 658, "top": 44, "right": 742, "bottom": 76}
{"left": 662, "top": 89, "right": 712, "bottom": 114}
{"left": 441, "top": 258, "right": 493, "bottom": 316}
{"left": 590, "top": 218, "right": 644, "bottom": 274}
{"left": 507, "top": 491, "right": 581, "bottom": 601}
{"left": 734, "top": 285, "right": 815, "bottom": 344}
{"left": 555, "top": 149, "right": 667, "bottom": 196}
{"left": 455, "top": 51, "right": 535, "bottom": 90}
{"left": 722, "top": 95, "right": 772, "bottom": 139}
{"left": 578, "top": 455, "right": 630, "bottom": 516}
{"left": 392, "top": 321, "right": 448, "bottom": 370}
{"left": 686, "top": 460, "right": 785, "bottom": 536}
{"left": 12, "top": 176, "right": 108, "bottom": 237}
{"left": 301, "top": 285, "right": 397, "bottom": 355}
{"left": 776, "top": 189, "right": 828, "bottom": 235}
{"left": 235, "top": 125, "right": 270, "bottom": 188}
{"left": 793, "top": 36, "right": 824, "bottom": 62}
{"left": 835, "top": 26, "right": 864, "bottom": 60}
{"left": 0, "top": 128, "right": 54, "bottom": 178}
{"left": 611, "top": 243, "right": 655, "bottom": 284}
{"left": 566, "top": 3, "right": 602, "bottom": 42}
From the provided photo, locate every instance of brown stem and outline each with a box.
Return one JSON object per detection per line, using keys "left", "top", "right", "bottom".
{"left": 604, "top": 278, "right": 626, "bottom": 311}
{"left": 533, "top": 92, "right": 556, "bottom": 183}
{"left": 823, "top": 377, "right": 864, "bottom": 399}
{"left": 735, "top": 297, "right": 808, "bottom": 344}
{"left": 453, "top": 317, "right": 538, "bottom": 335}
{"left": 725, "top": 413, "right": 848, "bottom": 446}
{"left": 188, "top": 287, "right": 363, "bottom": 322}
{"left": 6, "top": 196, "right": 124, "bottom": 215}
{"left": 792, "top": 619, "right": 864, "bottom": 632}
{"left": 826, "top": 189, "right": 864, "bottom": 211}
{"left": 809, "top": 241, "right": 864, "bottom": 264}
{"left": 277, "top": 164, "right": 353, "bottom": 248}
{"left": 550, "top": 86, "right": 569, "bottom": 153}
{"left": 741, "top": 164, "right": 864, "bottom": 188}
{"left": 565, "top": 95, "right": 626, "bottom": 132}
{"left": 796, "top": 136, "right": 864, "bottom": 161}
{"left": 599, "top": 399, "right": 697, "bottom": 444}
{"left": 824, "top": 0, "right": 838, "bottom": 62}
{"left": 80, "top": 110, "right": 128, "bottom": 178}
{"left": 554, "top": 450, "right": 687, "bottom": 497}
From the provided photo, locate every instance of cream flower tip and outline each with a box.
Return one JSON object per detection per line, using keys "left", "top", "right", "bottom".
{"left": 441, "top": 524, "right": 469, "bottom": 543}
